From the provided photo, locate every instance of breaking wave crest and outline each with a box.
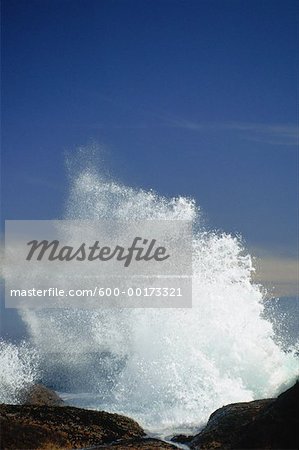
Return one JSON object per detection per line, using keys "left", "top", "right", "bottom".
{"left": 1, "top": 147, "right": 298, "bottom": 433}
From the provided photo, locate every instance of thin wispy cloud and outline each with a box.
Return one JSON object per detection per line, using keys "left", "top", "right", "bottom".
{"left": 77, "top": 119, "right": 298, "bottom": 146}
{"left": 167, "top": 119, "right": 298, "bottom": 146}
{"left": 76, "top": 91, "right": 298, "bottom": 145}
{"left": 253, "top": 254, "right": 298, "bottom": 298}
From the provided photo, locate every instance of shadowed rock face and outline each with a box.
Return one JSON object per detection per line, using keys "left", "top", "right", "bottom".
{"left": 235, "top": 382, "right": 299, "bottom": 449}
{"left": 189, "top": 399, "right": 273, "bottom": 449}
{"left": 190, "top": 382, "right": 299, "bottom": 450}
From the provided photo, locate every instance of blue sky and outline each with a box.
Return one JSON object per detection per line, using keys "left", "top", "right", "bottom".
{"left": 1, "top": 0, "right": 298, "bottom": 259}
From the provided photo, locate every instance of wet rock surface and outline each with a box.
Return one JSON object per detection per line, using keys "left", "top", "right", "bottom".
{"left": 0, "top": 404, "right": 145, "bottom": 449}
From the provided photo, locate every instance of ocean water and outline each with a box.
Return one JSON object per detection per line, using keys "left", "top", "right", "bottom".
{"left": 1, "top": 149, "right": 298, "bottom": 435}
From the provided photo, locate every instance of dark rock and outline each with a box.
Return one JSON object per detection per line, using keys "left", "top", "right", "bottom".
{"left": 171, "top": 434, "right": 194, "bottom": 444}
{"left": 235, "top": 382, "right": 299, "bottom": 449}
{"left": 0, "top": 404, "right": 145, "bottom": 449}
{"left": 22, "top": 383, "right": 65, "bottom": 406}
{"left": 190, "top": 398, "right": 273, "bottom": 449}
{"left": 95, "top": 437, "right": 178, "bottom": 448}
{"left": 190, "top": 382, "right": 299, "bottom": 449}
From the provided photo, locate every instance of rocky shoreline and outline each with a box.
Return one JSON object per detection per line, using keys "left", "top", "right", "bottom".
{"left": 0, "top": 382, "right": 298, "bottom": 449}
